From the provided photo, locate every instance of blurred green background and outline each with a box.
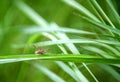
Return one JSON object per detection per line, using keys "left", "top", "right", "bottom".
{"left": 0, "top": 0, "right": 120, "bottom": 82}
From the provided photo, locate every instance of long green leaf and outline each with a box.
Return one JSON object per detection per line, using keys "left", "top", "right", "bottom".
{"left": 0, "top": 54, "right": 120, "bottom": 64}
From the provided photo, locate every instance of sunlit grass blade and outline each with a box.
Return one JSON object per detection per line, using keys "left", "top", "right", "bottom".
{"left": 23, "top": 25, "right": 94, "bottom": 35}
{"left": 30, "top": 39, "right": 120, "bottom": 47}
{"left": 0, "top": 54, "right": 120, "bottom": 64}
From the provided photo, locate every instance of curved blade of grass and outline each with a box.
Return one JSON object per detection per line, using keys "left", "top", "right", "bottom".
{"left": 33, "top": 39, "right": 120, "bottom": 57}
{"left": 90, "top": 0, "right": 116, "bottom": 28}
{"left": 62, "top": 0, "right": 100, "bottom": 22}
{"left": 79, "top": 15, "right": 120, "bottom": 35}
{"left": 33, "top": 63, "right": 65, "bottom": 82}
{"left": 105, "top": 0, "right": 120, "bottom": 27}
{"left": 30, "top": 39, "right": 120, "bottom": 47}
{"left": 99, "top": 64, "right": 120, "bottom": 82}
{"left": 23, "top": 25, "right": 94, "bottom": 35}
{"left": 82, "top": 45, "right": 120, "bottom": 57}
{"left": 14, "top": 39, "right": 120, "bottom": 57}
{"left": 55, "top": 61, "right": 82, "bottom": 82}
{"left": 0, "top": 54, "right": 120, "bottom": 64}
{"left": 82, "top": 46, "right": 113, "bottom": 58}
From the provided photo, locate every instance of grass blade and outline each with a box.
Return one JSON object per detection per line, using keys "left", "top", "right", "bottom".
{"left": 0, "top": 54, "right": 120, "bottom": 64}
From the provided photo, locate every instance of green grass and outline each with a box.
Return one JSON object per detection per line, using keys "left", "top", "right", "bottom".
{"left": 0, "top": 54, "right": 120, "bottom": 64}
{"left": 0, "top": 0, "right": 120, "bottom": 82}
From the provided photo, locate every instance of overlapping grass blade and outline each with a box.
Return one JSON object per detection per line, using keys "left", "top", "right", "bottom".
{"left": 15, "top": 1, "right": 89, "bottom": 82}
{"left": 33, "top": 63, "right": 65, "bottom": 82}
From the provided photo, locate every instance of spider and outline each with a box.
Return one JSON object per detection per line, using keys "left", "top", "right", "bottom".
{"left": 33, "top": 45, "right": 46, "bottom": 55}
{"left": 35, "top": 49, "right": 45, "bottom": 55}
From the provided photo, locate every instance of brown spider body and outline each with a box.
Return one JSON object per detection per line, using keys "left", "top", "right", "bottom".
{"left": 35, "top": 49, "right": 45, "bottom": 55}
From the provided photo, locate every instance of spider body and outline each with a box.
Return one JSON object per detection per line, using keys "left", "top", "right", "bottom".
{"left": 35, "top": 49, "right": 45, "bottom": 55}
